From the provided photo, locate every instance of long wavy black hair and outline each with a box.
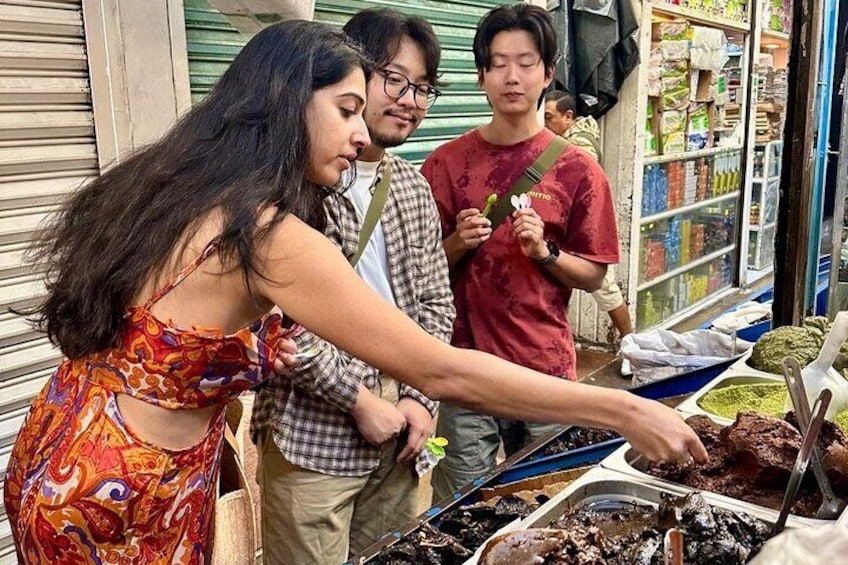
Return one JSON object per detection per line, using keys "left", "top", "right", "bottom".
{"left": 25, "top": 20, "right": 371, "bottom": 359}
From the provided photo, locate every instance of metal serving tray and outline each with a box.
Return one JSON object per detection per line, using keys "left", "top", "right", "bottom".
{"left": 675, "top": 371, "right": 784, "bottom": 422}
{"left": 728, "top": 349, "right": 783, "bottom": 380}
{"left": 517, "top": 467, "right": 813, "bottom": 531}
{"left": 599, "top": 443, "right": 829, "bottom": 528}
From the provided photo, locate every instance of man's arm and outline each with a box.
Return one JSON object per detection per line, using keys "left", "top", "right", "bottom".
{"left": 512, "top": 208, "right": 607, "bottom": 291}
{"left": 540, "top": 251, "right": 607, "bottom": 291}
{"left": 398, "top": 189, "right": 456, "bottom": 414}
{"left": 284, "top": 330, "right": 374, "bottom": 412}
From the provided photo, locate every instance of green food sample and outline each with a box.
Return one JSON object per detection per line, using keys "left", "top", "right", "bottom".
{"left": 698, "top": 383, "right": 787, "bottom": 420}
{"left": 834, "top": 410, "right": 848, "bottom": 434}
{"left": 698, "top": 380, "right": 848, "bottom": 435}
{"left": 750, "top": 325, "right": 823, "bottom": 374}
{"left": 748, "top": 316, "right": 848, "bottom": 375}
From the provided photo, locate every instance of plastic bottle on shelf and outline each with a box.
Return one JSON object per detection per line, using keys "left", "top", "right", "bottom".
{"left": 723, "top": 209, "right": 734, "bottom": 247}
{"left": 643, "top": 291, "right": 658, "bottom": 328}
{"left": 731, "top": 151, "right": 740, "bottom": 190}
{"left": 658, "top": 166, "right": 668, "bottom": 214}
{"left": 642, "top": 166, "right": 652, "bottom": 216}
{"left": 717, "top": 153, "right": 727, "bottom": 195}
{"left": 698, "top": 158, "right": 709, "bottom": 200}
{"left": 707, "top": 154, "right": 717, "bottom": 198}
{"left": 721, "top": 254, "right": 733, "bottom": 286}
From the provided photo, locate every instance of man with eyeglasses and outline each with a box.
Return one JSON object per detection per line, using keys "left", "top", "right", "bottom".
{"left": 423, "top": 4, "right": 621, "bottom": 502}
{"left": 251, "top": 8, "right": 453, "bottom": 565}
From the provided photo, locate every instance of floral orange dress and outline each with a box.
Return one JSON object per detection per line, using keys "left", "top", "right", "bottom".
{"left": 3, "top": 244, "right": 287, "bottom": 564}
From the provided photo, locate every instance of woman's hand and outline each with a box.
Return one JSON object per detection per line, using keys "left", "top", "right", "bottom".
{"left": 271, "top": 337, "right": 301, "bottom": 374}
{"left": 619, "top": 397, "right": 709, "bottom": 465}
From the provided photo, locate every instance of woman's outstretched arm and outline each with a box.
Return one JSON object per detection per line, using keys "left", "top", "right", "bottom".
{"left": 253, "top": 215, "right": 707, "bottom": 464}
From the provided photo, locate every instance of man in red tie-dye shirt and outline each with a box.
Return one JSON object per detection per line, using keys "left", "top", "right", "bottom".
{"left": 422, "top": 3, "right": 620, "bottom": 503}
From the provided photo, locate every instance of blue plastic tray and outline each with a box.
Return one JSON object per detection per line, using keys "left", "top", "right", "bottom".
{"left": 495, "top": 437, "right": 624, "bottom": 484}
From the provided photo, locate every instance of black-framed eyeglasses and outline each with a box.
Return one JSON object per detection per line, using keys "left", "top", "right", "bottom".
{"left": 378, "top": 68, "right": 441, "bottom": 110}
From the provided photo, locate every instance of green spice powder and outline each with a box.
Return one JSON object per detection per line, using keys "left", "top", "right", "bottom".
{"left": 698, "top": 383, "right": 787, "bottom": 420}
{"left": 698, "top": 381, "right": 848, "bottom": 433}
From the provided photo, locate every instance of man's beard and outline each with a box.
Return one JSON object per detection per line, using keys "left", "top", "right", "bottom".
{"left": 370, "top": 130, "right": 409, "bottom": 149}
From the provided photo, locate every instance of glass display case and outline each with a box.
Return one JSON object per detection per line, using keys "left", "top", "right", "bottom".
{"left": 748, "top": 140, "right": 782, "bottom": 271}
{"left": 637, "top": 189, "right": 739, "bottom": 330}
{"left": 632, "top": 1, "right": 752, "bottom": 330}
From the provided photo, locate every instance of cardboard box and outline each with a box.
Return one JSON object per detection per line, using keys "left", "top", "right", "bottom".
{"left": 478, "top": 465, "right": 594, "bottom": 503}
{"left": 690, "top": 69, "right": 715, "bottom": 102}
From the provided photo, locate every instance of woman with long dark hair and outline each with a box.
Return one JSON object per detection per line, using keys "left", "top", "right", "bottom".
{"left": 4, "top": 18, "right": 706, "bottom": 565}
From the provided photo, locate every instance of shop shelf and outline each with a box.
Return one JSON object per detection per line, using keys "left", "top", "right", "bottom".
{"left": 651, "top": 3, "right": 751, "bottom": 32}
{"left": 748, "top": 221, "right": 776, "bottom": 232}
{"left": 643, "top": 144, "right": 743, "bottom": 166}
{"left": 640, "top": 191, "right": 739, "bottom": 225}
{"left": 638, "top": 244, "right": 736, "bottom": 292}
{"left": 761, "top": 29, "right": 791, "bottom": 43}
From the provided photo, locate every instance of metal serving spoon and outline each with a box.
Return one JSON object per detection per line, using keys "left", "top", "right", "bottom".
{"left": 783, "top": 357, "right": 846, "bottom": 520}
{"left": 774, "top": 388, "right": 831, "bottom": 534}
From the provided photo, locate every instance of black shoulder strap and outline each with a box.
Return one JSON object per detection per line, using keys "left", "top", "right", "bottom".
{"left": 486, "top": 136, "right": 570, "bottom": 231}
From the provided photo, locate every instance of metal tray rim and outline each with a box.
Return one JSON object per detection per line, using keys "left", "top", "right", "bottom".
{"left": 517, "top": 467, "right": 815, "bottom": 531}
{"left": 599, "top": 443, "right": 829, "bottom": 528}
{"left": 675, "top": 371, "right": 785, "bottom": 419}
{"left": 729, "top": 350, "right": 784, "bottom": 379}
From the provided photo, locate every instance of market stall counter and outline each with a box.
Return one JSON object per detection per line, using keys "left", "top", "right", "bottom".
{"left": 344, "top": 359, "right": 737, "bottom": 564}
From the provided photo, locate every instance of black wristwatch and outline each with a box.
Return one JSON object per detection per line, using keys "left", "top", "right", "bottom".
{"left": 535, "top": 240, "right": 560, "bottom": 266}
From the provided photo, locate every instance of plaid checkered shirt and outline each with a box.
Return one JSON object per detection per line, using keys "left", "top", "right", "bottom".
{"left": 251, "top": 152, "right": 455, "bottom": 476}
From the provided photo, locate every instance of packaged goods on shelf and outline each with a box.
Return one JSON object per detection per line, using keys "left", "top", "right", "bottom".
{"left": 683, "top": 160, "right": 697, "bottom": 205}
{"left": 662, "top": 132, "right": 687, "bottom": 155}
{"left": 661, "top": 109, "right": 686, "bottom": 133}
{"left": 690, "top": 26, "right": 730, "bottom": 72}
{"left": 652, "top": 20, "right": 690, "bottom": 41}
{"left": 764, "top": 0, "right": 793, "bottom": 34}
{"left": 636, "top": 252, "right": 735, "bottom": 331}
{"left": 660, "top": 39, "right": 690, "bottom": 61}
{"left": 653, "top": 0, "right": 751, "bottom": 24}
{"left": 687, "top": 103, "right": 711, "bottom": 150}
{"left": 750, "top": 201, "right": 761, "bottom": 225}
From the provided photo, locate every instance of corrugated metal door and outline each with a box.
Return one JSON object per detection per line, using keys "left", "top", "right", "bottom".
{"left": 0, "top": 0, "right": 98, "bottom": 560}
{"left": 185, "top": 0, "right": 501, "bottom": 165}
{"left": 184, "top": 0, "right": 250, "bottom": 105}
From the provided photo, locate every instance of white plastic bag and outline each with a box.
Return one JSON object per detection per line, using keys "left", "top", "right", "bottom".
{"left": 749, "top": 522, "right": 848, "bottom": 564}
{"left": 689, "top": 26, "right": 729, "bottom": 72}
{"left": 621, "top": 329, "right": 752, "bottom": 386}
{"left": 711, "top": 301, "right": 772, "bottom": 334}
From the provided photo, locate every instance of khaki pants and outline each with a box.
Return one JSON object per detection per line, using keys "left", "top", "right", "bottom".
{"left": 257, "top": 377, "right": 418, "bottom": 565}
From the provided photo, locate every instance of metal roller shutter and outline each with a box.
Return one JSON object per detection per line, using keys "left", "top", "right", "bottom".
{"left": 0, "top": 0, "right": 97, "bottom": 560}
{"left": 184, "top": 0, "right": 250, "bottom": 105}
{"left": 185, "top": 0, "right": 501, "bottom": 165}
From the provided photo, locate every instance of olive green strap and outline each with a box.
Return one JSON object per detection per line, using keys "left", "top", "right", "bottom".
{"left": 487, "top": 136, "right": 570, "bottom": 231}
{"left": 351, "top": 167, "right": 392, "bottom": 266}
